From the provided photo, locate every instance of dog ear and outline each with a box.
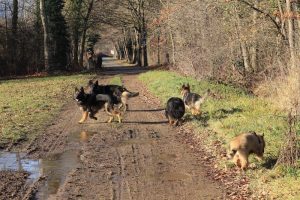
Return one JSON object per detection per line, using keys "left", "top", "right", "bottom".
{"left": 88, "top": 80, "right": 93, "bottom": 86}
{"left": 95, "top": 80, "right": 99, "bottom": 85}
{"left": 80, "top": 87, "right": 84, "bottom": 92}
{"left": 250, "top": 131, "right": 257, "bottom": 135}
{"left": 187, "top": 83, "right": 190, "bottom": 88}
{"left": 262, "top": 133, "right": 264, "bottom": 137}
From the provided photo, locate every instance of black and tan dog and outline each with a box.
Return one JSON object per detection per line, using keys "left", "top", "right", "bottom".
{"left": 74, "top": 87, "right": 124, "bottom": 123}
{"left": 88, "top": 80, "right": 139, "bottom": 111}
{"left": 181, "top": 84, "right": 210, "bottom": 115}
{"left": 165, "top": 97, "right": 185, "bottom": 126}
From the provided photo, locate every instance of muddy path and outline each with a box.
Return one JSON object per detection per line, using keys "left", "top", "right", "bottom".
{"left": 53, "top": 74, "right": 224, "bottom": 200}
{"left": 0, "top": 59, "right": 225, "bottom": 199}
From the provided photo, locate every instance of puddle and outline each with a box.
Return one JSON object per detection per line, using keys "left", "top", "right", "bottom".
{"left": 68, "top": 131, "right": 97, "bottom": 143}
{"left": 0, "top": 131, "right": 95, "bottom": 199}
{"left": 0, "top": 152, "right": 40, "bottom": 182}
{"left": 35, "top": 150, "right": 80, "bottom": 199}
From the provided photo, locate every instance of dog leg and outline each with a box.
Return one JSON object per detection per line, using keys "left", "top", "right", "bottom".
{"left": 89, "top": 112, "right": 98, "bottom": 120}
{"left": 78, "top": 111, "right": 88, "bottom": 124}
{"left": 104, "top": 103, "right": 113, "bottom": 116}
{"left": 239, "top": 152, "right": 249, "bottom": 171}
{"left": 117, "top": 114, "right": 122, "bottom": 123}
{"left": 169, "top": 118, "right": 174, "bottom": 125}
{"left": 178, "top": 119, "right": 183, "bottom": 126}
{"left": 195, "top": 109, "right": 202, "bottom": 116}
{"left": 174, "top": 120, "right": 179, "bottom": 126}
{"left": 191, "top": 108, "right": 195, "bottom": 115}
{"left": 107, "top": 116, "right": 113, "bottom": 123}
{"left": 255, "top": 155, "right": 263, "bottom": 161}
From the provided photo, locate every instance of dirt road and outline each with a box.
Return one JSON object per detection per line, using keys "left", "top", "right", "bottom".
{"left": 11, "top": 59, "right": 225, "bottom": 199}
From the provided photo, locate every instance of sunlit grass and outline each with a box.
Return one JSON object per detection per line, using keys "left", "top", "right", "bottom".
{"left": 109, "top": 75, "right": 123, "bottom": 85}
{"left": 0, "top": 74, "right": 94, "bottom": 147}
{"left": 139, "top": 70, "right": 300, "bottom": 199}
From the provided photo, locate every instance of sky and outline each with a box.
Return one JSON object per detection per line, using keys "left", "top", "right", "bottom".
{"left": 0, "top": 0, "right": 35, "bottom": 19}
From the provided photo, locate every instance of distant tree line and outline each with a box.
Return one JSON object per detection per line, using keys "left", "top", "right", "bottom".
{"left": 0, "top": 0, "right": 105, "bottom": 76}
{"left": 1, "top": 0, "right": 300, "bottom": 86}
{"left": 106, "top": 0, "right": 300, "bottom": 87}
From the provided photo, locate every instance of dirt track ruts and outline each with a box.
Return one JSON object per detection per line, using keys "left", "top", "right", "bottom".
{"left": 16, "top": 58, "right": 226, "bottom": 200}
{"left": 46, "top": 71, "right": 224, "bottom": 199}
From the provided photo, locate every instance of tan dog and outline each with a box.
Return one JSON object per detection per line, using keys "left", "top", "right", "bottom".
{"left": 228, "top": 131, "right": 265, "bottom": 170}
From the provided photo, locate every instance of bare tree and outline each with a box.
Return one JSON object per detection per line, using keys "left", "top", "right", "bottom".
{"left": 40, "top": 0, "right": 50, "bottom": 70}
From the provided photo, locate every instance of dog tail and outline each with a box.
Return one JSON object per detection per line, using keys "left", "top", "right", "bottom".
{"left": 122, "top": 90, "right": 139, "bottom": 98}
{"left": 203, "top": 89, "right": 210, "bottom": 100}
{"left": 200, "top": 89, "right": 210, "bottom": 104}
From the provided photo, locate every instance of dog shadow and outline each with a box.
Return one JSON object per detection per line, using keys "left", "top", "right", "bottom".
{"left": 123, "top": 121, "right": 168, "bottom": 125}
{"left": 184, "top": 112, "right": 210, "bottom": 127}
{"left": 82, "top": 121, "right": 168, "bottom": 125}
{"left": 129, "top": 108, "right": 164, "bottom": 112}
{"left": 211, "top": 107, "right": 243, "bottom": 120}
{"left": 262, "top": 157, "right": 278, "bottom": 169}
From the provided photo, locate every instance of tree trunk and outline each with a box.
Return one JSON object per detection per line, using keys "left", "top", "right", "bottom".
{"left": 79, "top": 0, "right": 94, "bottom": 68}
{"left": 169, "top": 29, "right": 176, "bottom": 65}
{"left": 11, "top": 0, "right": 18, "bottom": 74}
{"left": 4, "top": 1, "right": 8, "bottom": 52}
{"left": 235, "top": 3, "right": 251, "bottom": 74}
{"left": 286, "top": 0, "right": 296, "bottom": 69}
{"left": 142, "top": 30, "right": 148, "bottom": 67}
{"left": 141, "top": 8, "right": 148, "bottom": 67}
{"left": 79, "top": 30, "right": 87, "bottom": 68}
{"left": 157, "top": 32, "right": 160, "bottom": 65}
{"left": 73, "top": 33, "right": 79, "bottom": 69}
{"left": 250, "top": 0, "right": 258, "bottom": 71}
{"left": 135, "top": 29, "right": 142, "bottom": 66}
{"left": 40, "top": 0, "right": 50, "bottom": 71}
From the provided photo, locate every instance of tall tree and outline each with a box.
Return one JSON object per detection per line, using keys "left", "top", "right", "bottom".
{"left": 286, "top": 0, "right": 296, "bottom": 69}
{"left": 45, "top": 0, "right": 69, "bottom": 69}
{"left": 79, "top": 0, "right": 94, "bottom": 68}
{"left": 40, "top": 0, "right": 50, "bottom": 70}
{"left": 11, "top": 0, "right": 18, "bottom": 73}
{"left": 65, "top": 0, "right": 84, "bottom": 69}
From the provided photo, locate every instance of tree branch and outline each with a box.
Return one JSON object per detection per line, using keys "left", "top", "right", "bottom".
{"left": 237, "top": 0, "right": 287, "bottom": 41}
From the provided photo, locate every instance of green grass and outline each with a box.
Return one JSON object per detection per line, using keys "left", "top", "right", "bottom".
{"left": 0, "top": 74, "right": 94, "bottom": 148}
{"left": 109, "top": 75, "right": 123, "bottom": 86}
{"left": 139, "top": 70, "right": 300, "bottom": 199}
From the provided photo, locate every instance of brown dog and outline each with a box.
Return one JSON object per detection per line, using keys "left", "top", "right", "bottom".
{"left": 228, "top": 131, "right": 265, "bottom": 170}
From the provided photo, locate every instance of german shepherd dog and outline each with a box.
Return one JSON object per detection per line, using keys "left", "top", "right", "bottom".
{"left": 88, "top": 80, "right": 139, "bottom": 111}
{"left": 74, "top": 87, "right": 124, "bottom": 123}
{"left": 165, "top": 97, "right": 185, "bottom": 126}
{"left": 181, "top": 84, "right": 210, "bottom": 115}
{"left": 228, "top": 131, "right": 265, "bottom": 170}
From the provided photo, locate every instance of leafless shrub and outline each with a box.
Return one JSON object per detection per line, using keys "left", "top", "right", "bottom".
{"left": 257, "top": 67, "right": 300, "bottom": 167}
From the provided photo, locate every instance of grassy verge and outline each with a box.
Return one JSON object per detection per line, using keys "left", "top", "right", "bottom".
{"left": 109, "top": 75, "right": 123, "bottom": 85}
{"left": 139, "top": 70, "right": 300, "bottom": 199}
{"left": 0, "top": 74, "right": 94, "bottom": 148}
